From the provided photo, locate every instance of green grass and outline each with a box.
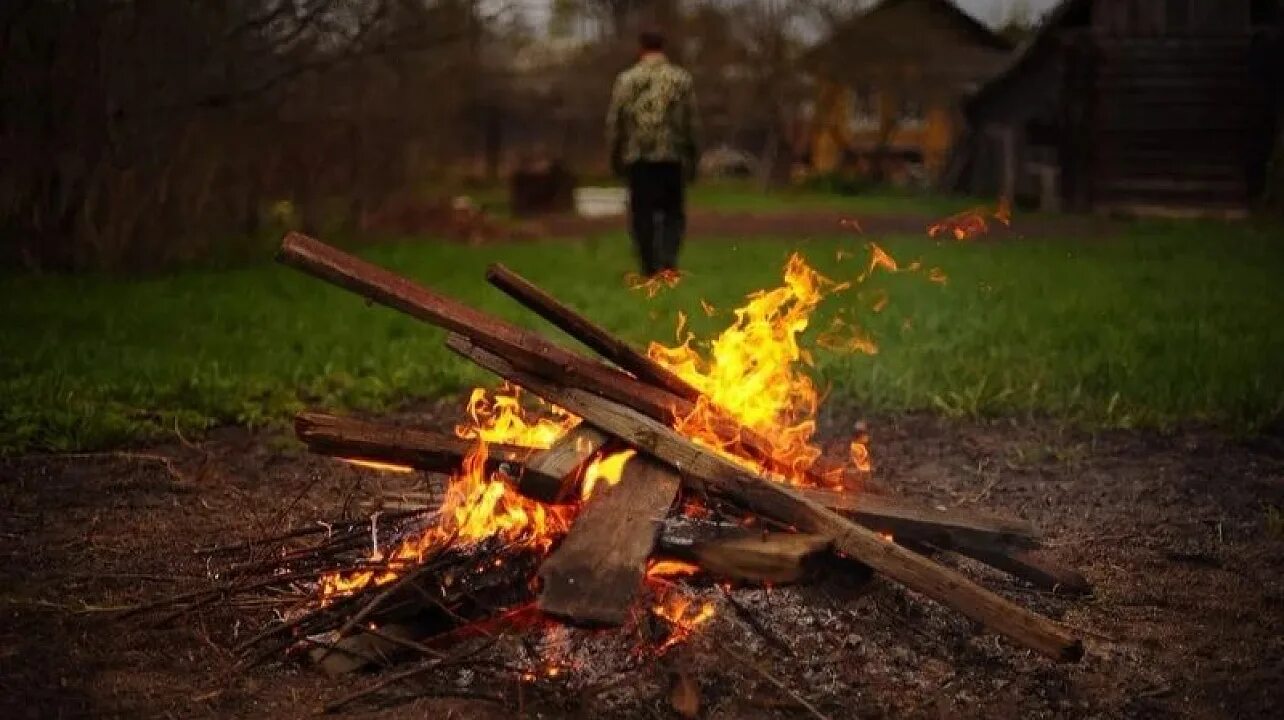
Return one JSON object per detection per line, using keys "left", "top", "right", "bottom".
{"left": 3, "top": 222, "right": 1283, "bottom": 453}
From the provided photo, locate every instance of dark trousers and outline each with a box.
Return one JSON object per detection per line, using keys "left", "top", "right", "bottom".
{"left": 627, "top": 161, "right": 685, "bottom": 276}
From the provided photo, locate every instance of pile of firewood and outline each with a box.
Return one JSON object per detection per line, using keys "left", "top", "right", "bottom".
{"left": 143, "top": 232, "right": 1089, "bottom": 712}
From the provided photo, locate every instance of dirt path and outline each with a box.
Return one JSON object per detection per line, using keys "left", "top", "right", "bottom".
{"left": 2, "top": 408, "right": 1282, "bottom": 718}
{"left": 524, "top": 209, "right": 1125, "bottom": 241}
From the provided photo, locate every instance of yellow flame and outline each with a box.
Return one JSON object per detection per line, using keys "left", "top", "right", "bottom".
{"left": 580, "top": 449, "right": 636, "bottom": 501}
{"left": 625, "top": 269, "right": 683, "bottom": 298}
{"left": 319, "top": 388, "right": 579, "bottom": 604}
{"left": 647, "top": 252, "right": 870, "bottom": 485}
{"left": 456, "top": 384, "right": 578, "bottom": 448}
{"left": 652, "top": 589, "right": 717, "bottom": 653}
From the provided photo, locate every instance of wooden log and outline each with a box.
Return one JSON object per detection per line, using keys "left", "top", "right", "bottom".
{"left": 657, "top": 520, "right": 834, "bottom": 584}
{"left": 537, "top": 453, "right": 681, "bottom": 626}
{"left": 796, "top": 487, "right": 1037, "bottom": 551}
{"left": 487, "top": 262, "right": 696, "bottom": 399}
{"left": 486, "top": 262, "right": 872, "bottom": 491}
{"left": 296, "top": 411, "right": 608, "bottom": 503}
{"left": 295, "top": 411, "right": 538, "bottom": 478}
{"left": 297, "top": 412, "right": 1035, "bottom": 550}
{"left": 952, "top": 545, "right": 1093, "bottom": 595}
{"left": 448, "top": 334, "right": 1083, "bottom": 662}
{"left": 278, "top": 233, "right": 867, "bottom": 492}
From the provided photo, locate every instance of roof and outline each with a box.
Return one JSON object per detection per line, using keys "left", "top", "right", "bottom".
{"left": 965, "top": 0, "right": 1090, "bottom": 110}
{"left": 804, "top": 0, "right": 1016, "bottom": 89}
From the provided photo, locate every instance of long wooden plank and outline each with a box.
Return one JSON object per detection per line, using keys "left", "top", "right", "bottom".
{"left": 296, "top": 412, "right": 607, "bottom": 502}
{"left": 297, "top": 412, "right": 1035, "bottom": 548}
{"left": 449, "top": 334, "right": 1083, "bottom": 662}
{"left": 536, "top": 453, "right": 681, "bottom": 626}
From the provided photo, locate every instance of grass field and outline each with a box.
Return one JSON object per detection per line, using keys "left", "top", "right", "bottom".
{"left": 3, "top": 220, "right": 1283, "bottom": 453}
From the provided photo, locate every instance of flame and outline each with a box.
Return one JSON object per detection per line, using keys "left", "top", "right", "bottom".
{"left": 652, "top": 588, "right": 717, "bottom": 653}
{"left": 626, "top": 269, "right": 683, "bottom": 298}
{"left": 456, "top": 384, "right": 578, "bottom": 448}
{"left": 580, "top": 449, "right": 636, "bottom": 501}
{"left": 647, "top": 253, "right": 868, "bottom": 485}
{"left": 342, "top": 458, "right": 414, "bottom": 473}
{"left": 646, "top": 559, "right": 702, "bottom": 580}
{"left": 927, "top": 267, "right": 948, "bottom": 285}
{"left": 318, "top": 387, "right": 579, "bottom": 604}
{"left": 927, "top": 199, "right": 1011, "bottom": 241}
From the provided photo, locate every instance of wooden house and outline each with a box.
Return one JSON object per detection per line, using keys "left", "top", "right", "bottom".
{"left": 801, "top": 0, "right": 1014, "bottom": 185}
{"left": 946, "top": 0, "right": 1283, "bottom": 215}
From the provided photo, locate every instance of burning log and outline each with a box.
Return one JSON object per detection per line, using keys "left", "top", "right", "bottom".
{"left": 296, "top": 412, "right": 606, "bottom": 502}
{"left": 658, "top": 520, "right": 836, "bottom": 585}
{"left": 278, "top": 233, "right": 867, "bottom": 491}
{"left": 536, "top": 453, "right": 681, "bottom": 625}
{"left": 486, "top": 262, "right": 872, "bottom": 491}
{"left": 296, "top": 412, "right": 1034, "bottom": 551}
{"left": 448, "top": 335, "right": 1084, "bottom": 662}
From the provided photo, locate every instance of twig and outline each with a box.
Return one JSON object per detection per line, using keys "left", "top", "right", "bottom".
{"left": 717, "top": 585, "right": 793, "bottom": 656}
{"left": 713, "top": 640, "right": 831, "bottom": 720}
{"left": 322, "top": 637, "right": 498, "bottom": 713}
{"left": 358, "top": 625, "right": 447, "bottom": 660}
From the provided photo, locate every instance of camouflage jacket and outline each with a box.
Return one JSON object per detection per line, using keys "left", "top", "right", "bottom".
{"left": 606, "top": 55, "right": 698, "bottom": 172}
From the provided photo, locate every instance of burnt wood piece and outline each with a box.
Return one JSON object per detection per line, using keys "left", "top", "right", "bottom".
{"left": 523, "top": 425, "right": 611, "bottom": 503}
{"left": 278, "top": 233, "right": 866, "bottom": 492}
{"left": 536, "top": 453, "right": 682, "bottom": 626}
{"left": 296, "top": 411, "right": 539, "bottom": 477}
{"left": 296, "top": 412, "right": 607, "bottom": 502}
{"left": 796, "top": 487, "right": 1036, "bottom": 551}
{"left": 486, "top": 262, "right": 874, "bottom": 492}
{"left": 449, "top": 334, "right": 1083, "bottom": 662}
{"left": 657, "top": 520, "right": 835, "bottom": 584}
{"left": 952, "top": 545, "right": 1093, "bottom": 595}
{"left": 296, "top": 412, "right": 1036, "bottom": 550}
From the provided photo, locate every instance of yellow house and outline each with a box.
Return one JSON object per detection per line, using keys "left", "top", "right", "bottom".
{"left": 802, "top": 0, "right": 1013, "bottom": 185}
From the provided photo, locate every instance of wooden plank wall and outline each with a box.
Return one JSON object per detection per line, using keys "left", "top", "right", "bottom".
{"left": 1087, "top": 36, "right": 1264, "bottom": 210}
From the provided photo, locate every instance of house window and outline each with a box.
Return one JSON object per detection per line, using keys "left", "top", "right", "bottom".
{"left": 849, "top": 85, "right": 879, "bottom": 132}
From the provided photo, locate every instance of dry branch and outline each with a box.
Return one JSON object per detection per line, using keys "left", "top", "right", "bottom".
{"left": 448, "top": 334, "right": 1083, "bottom": 662}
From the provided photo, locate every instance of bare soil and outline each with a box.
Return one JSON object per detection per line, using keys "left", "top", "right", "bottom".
{"left": 524, "top": 209, "right": 1124, "bottom": 241}
{"left": 3, "top": 405, "right": 1282, "bottom": 719}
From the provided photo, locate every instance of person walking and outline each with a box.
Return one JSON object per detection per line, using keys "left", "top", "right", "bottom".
{"left": 606, "top": 30, "right": 698, "bottom": 277}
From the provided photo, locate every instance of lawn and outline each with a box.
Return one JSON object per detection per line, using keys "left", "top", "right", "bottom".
{"left": 2, "top": 221, "right": 1282, "bottom": 453}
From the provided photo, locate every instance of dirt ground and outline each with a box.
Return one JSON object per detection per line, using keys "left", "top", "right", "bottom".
{"left": 525, "top": 209, "right": 1124, "bottom": 241}
{"left": 3, "top": 404, "right": 1283, "bottom": 719}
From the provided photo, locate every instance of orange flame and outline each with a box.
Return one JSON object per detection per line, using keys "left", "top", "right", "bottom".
{"left": 318, "top": 388, "right": 578, "bottom": 604}
{"left": 625, "top": 269, "right": 684, "bottom": 298}
{"left": 647, "top": 253, "right": 869, "bottom": 485}
{"left": 646, "top": 559, "right": 702, "bottom": 580}
{"left": 652, "top": 589, "right": 717, "bottom": 653}
{"left": 927, "top": 199, "right": 1011, "bottom": 241}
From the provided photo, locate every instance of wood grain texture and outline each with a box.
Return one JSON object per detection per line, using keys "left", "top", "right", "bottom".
{"left": 536, "top": 453, "right": 681, "bottom": 626}
{"left": 449, "top": 334, "right": 1083, "bottom": 662}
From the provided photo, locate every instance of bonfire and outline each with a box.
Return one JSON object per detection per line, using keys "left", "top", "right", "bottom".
{"left": 137, "top": 215, "right": 1087, "bottom": 713}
